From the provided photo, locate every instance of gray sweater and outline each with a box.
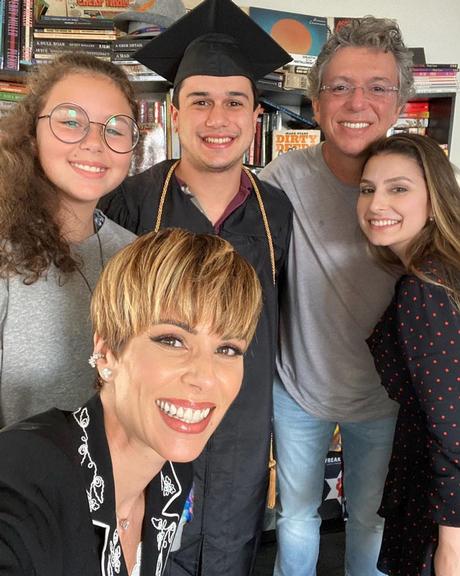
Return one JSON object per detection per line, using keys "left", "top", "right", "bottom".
{"left": 259, "top": 144, "right": 398, "bottom": 421}
{"left": 0, "top": 216, "right": 135, "bottom": 427}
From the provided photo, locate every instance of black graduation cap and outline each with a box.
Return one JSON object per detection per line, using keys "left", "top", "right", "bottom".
{"left": 134, "top": 0, "right": 291, "bottom": 87}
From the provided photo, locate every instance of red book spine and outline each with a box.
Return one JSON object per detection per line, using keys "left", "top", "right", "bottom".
{"left": 253, "top": 114, "right": 263, "bottom": 166}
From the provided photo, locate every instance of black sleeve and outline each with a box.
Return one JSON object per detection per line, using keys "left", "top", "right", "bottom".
{"left": 276, "top": 202, "right": 292, "bottom": 291}
{"left": 98, "top": 166, "right": 159, "bottom": 234}
{"left": 98, "top": 182, "right": 139, "bottom": 233}
{"left": 0, "top": 429, "right": 78, "bottom": 575}
{"left": 396, "top": 276, "right": 460, "bottom": 525}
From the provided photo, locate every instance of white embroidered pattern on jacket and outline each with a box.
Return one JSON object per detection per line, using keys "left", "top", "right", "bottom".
{"left": 152, "top": 517, "right": 178, "bottom": 576}
{"left": 151, "top": 466, "right": 183, "bottom": 576}
{"left": 73, "top": 407, "right": 105, "bottom": 511}
{"left": 161, "top": 474, "right": 177, "bottom": 497}
{"left": 108, "top": 529, "right": 122, "bottom": 576}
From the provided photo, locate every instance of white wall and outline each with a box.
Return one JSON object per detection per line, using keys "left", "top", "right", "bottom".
{"left": 186, "top": 0, "right": 460, "bottom": 164}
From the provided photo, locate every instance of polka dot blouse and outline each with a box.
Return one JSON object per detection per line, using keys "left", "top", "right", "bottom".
{"left": 367, "top": 265, "right": 460, "bottom": 575}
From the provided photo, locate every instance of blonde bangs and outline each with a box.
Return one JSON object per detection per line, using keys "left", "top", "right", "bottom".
{"left": 91, "top": 229, "right": 262, "bottom": 353}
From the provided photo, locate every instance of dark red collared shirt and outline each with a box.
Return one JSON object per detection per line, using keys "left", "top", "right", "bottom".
{"left": 177, "top": 171, "right": 252, "bottom": 233}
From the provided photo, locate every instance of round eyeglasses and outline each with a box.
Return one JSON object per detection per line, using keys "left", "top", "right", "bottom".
{"left": 37, "top": 103, "right": 140, "bottom": 154}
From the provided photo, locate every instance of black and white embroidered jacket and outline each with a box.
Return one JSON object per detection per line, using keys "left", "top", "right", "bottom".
{"left": 0, "top": 394, "right": 192, "bottom": 576}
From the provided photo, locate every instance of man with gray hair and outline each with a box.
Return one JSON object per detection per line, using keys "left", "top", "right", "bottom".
{"left": 259, "top": 17, "right": 414, "bottom": 576}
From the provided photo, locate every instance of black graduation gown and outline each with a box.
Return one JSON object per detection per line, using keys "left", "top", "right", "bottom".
{"left": 0, "top": 394, "right": 192, "bottom": 576}
{"left": 99, "top": 160, "right": 293, "bottom": 576}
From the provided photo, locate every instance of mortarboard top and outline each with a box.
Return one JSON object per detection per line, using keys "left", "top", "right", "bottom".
{"left": 134, "top": 0, "right": 291, "bottom": 87}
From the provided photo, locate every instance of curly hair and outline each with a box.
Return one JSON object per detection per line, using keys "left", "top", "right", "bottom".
{"left": 363, "top": 134, "right": 460, "bottom": 310}
{"left": 307, "top": 16, "right": 414, "bottom": 106}
{"left": 0, "top": 53, "right": 139, "bottom": 284}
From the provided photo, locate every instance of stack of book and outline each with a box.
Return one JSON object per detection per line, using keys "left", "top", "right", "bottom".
{"left": 33, "top": 15, "right": 117, "bottom": 64}
{"left": 388, "top": 100, "right": 430, "bottom": 137}
{"left": 0, "top": 78, "right": 26, "bottom": 117}
{"left": 111, "top": 36, "right": 164, "bottom": 82}
{"left": 412, "top": 64, "right": 459, "bottom": 94}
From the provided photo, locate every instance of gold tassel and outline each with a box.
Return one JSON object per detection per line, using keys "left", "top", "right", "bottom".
{"left": 267, "top": 434, "right": 277, "bottom": 509}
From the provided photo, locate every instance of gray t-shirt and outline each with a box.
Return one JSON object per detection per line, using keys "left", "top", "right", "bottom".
{"left": 0, "top": 216, "right": 135, "bottom": 427}
{"left": 259, "top": 143, "right": 398, "bottom": 421}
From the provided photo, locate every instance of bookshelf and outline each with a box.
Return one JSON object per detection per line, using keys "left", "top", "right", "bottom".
{"left": 0, "top": 4, "right": 457, "bottom": 163}
{"left": 421, "top": 93, "right": 456, "bottom": 151}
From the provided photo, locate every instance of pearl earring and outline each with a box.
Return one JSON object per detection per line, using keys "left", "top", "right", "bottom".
{"left": 100, "top": 367, "right": 112, "bottom": 381}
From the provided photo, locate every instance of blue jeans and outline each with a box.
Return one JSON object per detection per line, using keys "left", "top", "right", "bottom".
{"left": 273, "top": 378, "right": 396, "bottom": 576}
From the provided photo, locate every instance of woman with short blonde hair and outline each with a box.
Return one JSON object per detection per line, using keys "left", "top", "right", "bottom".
{"left": 0, "top": 228, "right": 262, "bottom": 575}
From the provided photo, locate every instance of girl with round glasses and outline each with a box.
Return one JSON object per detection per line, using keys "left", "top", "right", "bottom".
{"left": 0, "top": 53, "right": 139, "bottom": 427}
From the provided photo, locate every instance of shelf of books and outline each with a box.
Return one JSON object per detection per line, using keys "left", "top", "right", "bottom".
{"left": 388, "top": 93, "right": 456, "bottom": 156}
{"left": 0, "top": 2, "right": 458, "bottom": 163}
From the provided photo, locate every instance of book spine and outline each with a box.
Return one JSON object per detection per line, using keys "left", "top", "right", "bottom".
{"left": 415, "top": 63, "right": 458, "bottom": 70}
{"left": 34, "top": 46, "right": 112, "bottom": 57}
{"left": 253, "top": 114, "right": 263, "bottom": 166}
{"left": 33, "top": 32, "right": 116, "bottom": 41}
{"left": 247, "top": 136, "right": 255, "bottom": 166}
{"left": 34, "top": 38, "right": 112, "bottom": 51}
{"left": 283, "top": 64, "right": 312, "bottom": 75}
{"left": 20, "top": 0, "right": 33, "bottom": 64}
{"left": 413, "top": 70, "right": 457, "bottom": 76}
{"left": 35, "top": 49, "right": 112, "bottom": 59}
{"left": 0, "top": 0, "right": 5, "bottom": 69}
{"left": 34, "top": 28, "right": 116, "bottom": 35}
{"left": 0, "top": 99, "right": 17, "bottom": 111}
{"left": 153, "top": 100, "right": 165, "bottom": 126}
{"left": 400, "top": 111, "right": 430, "bottom": 119}
{"left": 111, "top": 51, "right": 138, "bottom": 62}
{"left": 260, "top": 112, "right": 269, "bottom": 167}
{"left": 0, "top": 90, "right": 25, "bottom": 101}
{"left": 414, "top": 87, "right": 457, "bottom": 94}
{"left": 0, "top": 81, "right": 27, "bottom": 93}
{"left": 35, "top": 16, "right": 114, "bottom": 30}
{"left": 414, "top": 80, "right": 457, "bottom": 86}
{"left": 4, "top": 0, "right": 21, "bottom": 71}
{"left": 112, "top": 39, "right": 149, "bottom": 52}
{"left": 257, "top": 77, "right": 283, "bottom": 89}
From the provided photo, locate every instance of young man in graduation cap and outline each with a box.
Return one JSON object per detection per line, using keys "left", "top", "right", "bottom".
{"left": 99, "top": 1, "right": 292, "bottom": 575}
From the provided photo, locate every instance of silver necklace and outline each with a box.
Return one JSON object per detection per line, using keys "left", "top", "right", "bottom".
{"left": 118, "top": 517, "right": 130, "bottom": 531}
{"left": 74, "top": 229, "right": 104, "bottom": 295}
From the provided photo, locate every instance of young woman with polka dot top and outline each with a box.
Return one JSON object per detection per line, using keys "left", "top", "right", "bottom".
{"left": 357, "top": 133, "right": 460, "bottom": 576}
